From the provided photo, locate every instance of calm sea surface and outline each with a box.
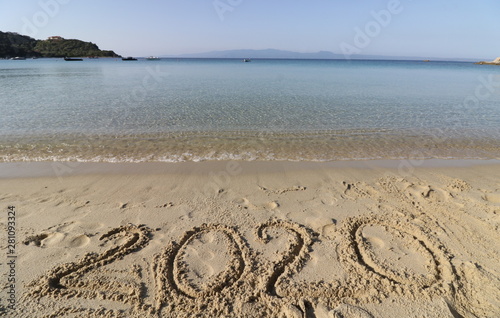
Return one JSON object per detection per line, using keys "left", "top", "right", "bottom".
{"left": 1, "top": 58, "right": 499, "bottom": 162}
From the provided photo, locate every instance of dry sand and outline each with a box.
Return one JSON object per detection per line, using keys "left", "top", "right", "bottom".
{"left": 1, "top": 160, "right": 499, "bottom": 317}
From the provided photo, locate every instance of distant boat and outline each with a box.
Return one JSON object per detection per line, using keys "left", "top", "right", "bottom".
{"left": 146, "top": 56, "right": 160, "bottom": 60}
{"left": 64, "top": 57, "right": 83, "bottom": 61}
{"left": 423, "top": 60, "right": 431, "bottom": 62}
{"left": 10, "top": 57, "right": 26, "bottom": 60}
{"left": 243, "top": 58, "right": 251, "bottom": 62}
{"left": 122, "top": 57, "right": 137, "bottom": 61}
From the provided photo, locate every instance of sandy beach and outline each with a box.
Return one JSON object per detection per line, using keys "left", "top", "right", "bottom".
{"left": 0, "top": 160, "right": 499, "bottom": 317}
{"left": 2, "top": 1, "right": 500, "bottom": 317}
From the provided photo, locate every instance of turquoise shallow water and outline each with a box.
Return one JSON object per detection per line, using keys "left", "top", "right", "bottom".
{"left": 1, "top": 58, "right": 499, "bottom": 162}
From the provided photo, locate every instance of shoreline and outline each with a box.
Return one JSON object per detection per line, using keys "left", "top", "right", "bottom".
{"left": 1, "top": 158, "right": 500, "bottom": 179}
{"left": 2, "top": 130, "right": 500, "bottom": 164}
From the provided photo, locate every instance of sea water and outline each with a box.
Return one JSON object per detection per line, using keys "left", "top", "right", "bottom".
{"left": 1, "top": 58, "right": 499, "bottom": 162}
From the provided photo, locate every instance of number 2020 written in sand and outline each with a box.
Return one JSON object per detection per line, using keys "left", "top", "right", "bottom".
{"left": 25, "top": 214, "right": 457, "bottom": 317}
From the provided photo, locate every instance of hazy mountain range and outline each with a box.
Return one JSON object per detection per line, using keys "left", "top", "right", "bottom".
{"left": 0, "top": 30, "right": 485, "bottom": 61}
{"left": 162, "top": 49, "right": 481, "bottom": 62}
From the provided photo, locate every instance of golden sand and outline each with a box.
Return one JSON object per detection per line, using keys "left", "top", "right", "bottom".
{"left": 1, "top": 160, "right": 499, "bottom": 317}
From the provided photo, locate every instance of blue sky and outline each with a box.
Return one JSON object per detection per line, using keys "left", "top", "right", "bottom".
{"left": 0, "top": 0, "right": 499, "bottom": 59}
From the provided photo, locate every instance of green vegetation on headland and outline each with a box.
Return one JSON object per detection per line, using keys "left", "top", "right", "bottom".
{"left": 0, "top": 31, "right": 120, "bottom": 58}
{"left": 34, "top": 38, "right": 119, "bottom": 58}
{"left": 0, "top": 32, "right": 39, "bottom": 58}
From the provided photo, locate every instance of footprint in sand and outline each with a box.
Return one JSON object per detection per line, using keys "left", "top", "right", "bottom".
{"left": 235, "top": 198, "right": 279, "bottom": 211}
{"left": 321, "top": 223, "right": 337, "bottom": 240}
{"left": 362, "top": 231, "right": 386, "bottom": 249}
{"left": 447, "top": 179, "right": 471, "bottom": 192}
{"left": 304, "top": 216, "right": 335, "bottom": 236}
{"left": 317, "top": 188, "right": 339, "bottom": 206}
{"left": 68, "top": 234, "right": 91, "bottom": 248}
{"left": 37, "top": 232, "right": 65, "bottom": 247}
{"left": 320, "top": 196, "right": 338, "bottom": 206}
{"left": 235, "top": 198, "right": 257, "bottom": 210}
{"left": 405, "top": 184, "right": 450, "bottom": 204}
{"left": 23, "top": 232, "right": 66, "bottom": 247}
{"left": 23, "top": 233, "right": 50, "bottom": 247}
{"left": 482, "top": 192, "right": 500, "bottom": 204}
{"left": 341, "top": 181, "right": 377, "bottom": 200}
{"left": 23, "top": 231, "right": 91, "bottom": 248}
{"left": 265, "top": 201, "right": 280, "bottom": 210}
